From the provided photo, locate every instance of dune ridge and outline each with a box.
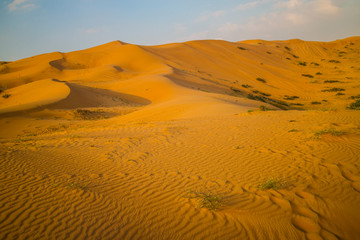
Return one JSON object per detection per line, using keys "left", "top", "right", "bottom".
{"left": 0, "top": 37, "right": 360, "bottom": 239}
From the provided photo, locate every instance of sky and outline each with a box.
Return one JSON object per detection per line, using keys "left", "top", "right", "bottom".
{"left": 0, "top": 0, "right": 359, "bottom": 61}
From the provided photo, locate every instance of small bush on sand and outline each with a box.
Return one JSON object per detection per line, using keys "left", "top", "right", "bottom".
{"left": 321, "top": 88, "right": 345, "bottom": 92}
{"left": 313, "top": 128, "right": 345, "bottom": 139}
{"left": 302, "top": 74, "right": 314, "bottom": 78}
{"left": 2, "top": 94, "right": 10, "bottom": 98}
{"left": 238, "top": 46, "right": 247, "bottom": 50}
{"left": 258, "top": 177, "right": 285, "bottom": 190}
{"left": 186, "top": 190, "right": 224, "bottom": 211}
{"left": 348, "top": 100, "right": 360, "bottom": 110}
{"left": 256, "top": 77, "right": 266, "bottom": 83}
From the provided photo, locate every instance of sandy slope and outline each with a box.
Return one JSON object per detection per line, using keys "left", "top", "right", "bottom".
{"left": 0, "top": 37, "right": 360, "bottom": 240}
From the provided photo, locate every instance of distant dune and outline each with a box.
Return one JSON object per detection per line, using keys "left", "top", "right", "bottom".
{"left": 0, "top": 37, "right": 360, "bottom": 239}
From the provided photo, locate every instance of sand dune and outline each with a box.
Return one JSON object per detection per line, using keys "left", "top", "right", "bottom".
{"left": 0, "top": 37, "right": 360, "bottom": 239}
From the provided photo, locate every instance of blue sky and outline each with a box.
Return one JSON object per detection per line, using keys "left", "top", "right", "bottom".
{"left": 1, "top": 0, "right": 359, "bottom": 61}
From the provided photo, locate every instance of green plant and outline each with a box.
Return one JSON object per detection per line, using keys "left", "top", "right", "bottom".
{"left": 259, "top": 105, "right": 272, "bottom": 111}
{"left": 302, "top": 74, "right": 314, "bottom": 78}
{"left": 348, "top": 100, "right": 360, "bottom": 110}
{"left": 316, "top": 72, "right": 322, "bottom": 75}
{"left": 242, "top": 84, "right": 252, "bottom": 88}
{"left": 324, "top": 80, "right": 340, "bottom": 83}
{"left": 284, "top": 46, "right": 291, "bottom": 51}
{"left": 186, "top": 190, "right": 224, "bottom": 211}
{"left": 349, "top": 95, "right": 360, "bottom": 100}
{"left": 321, "top": 88, "right": 345, "bottom": 92}
{"left": 298, "top": 61, "right": 307, "bottom": 66}
{"left": 288, "top": 129, "right": 298, "bottom": 132}
{"left": 238, "top": 46, "right": 247, "bottom": 50}
{"left": 313, "top": 128, "right": 345, "bottom": 139}
{"left": 256, "top": 77, "right": 266, "bottom": 83}
{"left": 283, "top": 95, "right": 299, "bottom": 100}
{"left": 258, "top": 177, "right": 285, "bottom": 190}
{"left": 2, "top": 94, "right": 10, "bottom": 98}
{"left": 336, "top": 92, "right": 345, "bottom": 96}
{"left": 311, "top": 101, "right": 322, "bottom": 105}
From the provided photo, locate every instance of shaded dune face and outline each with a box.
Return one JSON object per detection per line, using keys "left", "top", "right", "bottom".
{"left": 0, "top": 37, "right": 360, "bottom": 240}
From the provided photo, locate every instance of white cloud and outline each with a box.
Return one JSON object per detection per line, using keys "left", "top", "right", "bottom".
{"left": 235, "top": 1, "right": 260, "bottom": 11}
{"left": 174, "top": 24, "right": 187, "bottom": 34}
{"left": 8, "top": 0, "right": 37, "bottom": 12}
{"left": 195, "top": 10, "right": 227, "bottom": 22}
{"left": 311, "top": 0, "right": 340, "bottom": 15}
{"left": 218, "top": 22, "right": 240, "bottom": 34}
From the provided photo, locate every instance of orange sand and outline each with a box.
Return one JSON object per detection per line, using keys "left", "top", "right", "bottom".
{"left": 0, "top": 37, "right": 360, "bottom": 239}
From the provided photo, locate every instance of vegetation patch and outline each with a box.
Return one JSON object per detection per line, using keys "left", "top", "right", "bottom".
{"left": 321, "top": 88, "right": 345, "bottom": 92}
{"left": 230, "top": 87, "right": 241, "bottom": 93}
{"left": 313, "top": 128, "right": 345, "bottom": 139}
{"left": 298, "top": 62, "right": 307, "bottom": 66}
{"left": 329, "top": 60, "right": 340, "bottom": 63}
{"left": 186, "top": 190, "right": 224, "bottom": 211}
{"left": 74, "top": 109, "right": 110, "bottom": 120}
{"left": 2, "top": 94, "right": 10, "bottom": 99}
{"left": 256, "top": 77, "right": 266, "bottom": 83}
{"left": 324, "top": 80, "right": 340, "bottom": 83}
{"left": 238, "top": 46, "right": 247, "bottom": 50}
{"left": 316, "top": 72, "right": 322, "bottom": 75}
{"left": 311, "top": 62, "right": 320, "bottom": 66}
{"left": 252, "top": 90, "right": 271, "bottom": 97}
{"left": 283, "top": 95, "right": 299, "bottom": 100}
{"left": 348, "top": 100, "right": 360, "bottom": 110}
{"left": 349, "top": 95, "right": 360, "bottom": 100}
{"left": 241, "top": 84, "right": 252, "bottom": 88}
{"left": 301, "top": 74, "right": 314, "bottom": 78}
{"left": 259, "top": 105, "right": 273, "bottom": 111}
{"left": 336, "top": 92, "right": 345, "bottom": 96}
{"left": 258, "top": 177, "right": 286, "bottom": 190}
{"left": 284, "top": 46, "right": 291, "bottom": 51}
{"left": 311, "top": 101, "right": 322, "bottom": 105}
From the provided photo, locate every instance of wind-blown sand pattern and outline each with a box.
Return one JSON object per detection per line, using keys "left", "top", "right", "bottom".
{"left": 1, "top": 37, "right": 360, "bottom": 239}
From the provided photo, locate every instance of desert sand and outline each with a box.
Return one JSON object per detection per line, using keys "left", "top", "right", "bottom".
{"left": 0, "top": 37, "right": 360, "bottom": 239}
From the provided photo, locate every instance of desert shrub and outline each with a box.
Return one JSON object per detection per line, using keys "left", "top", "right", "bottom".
{"left": 283, "top": 95, "right": 299, "bottom": 100}
{"left": 348, "top": 100, "right": 360, "bottom": 110}
{"left": 302, "top": 74, "right": 314, "bottom": 78}
{"left": 349, "top": 95, "right": 360, "bottom": 100}
{"left": 266, "top": 51, "right": 272, "bottom": 54}
{"left": 2, "top": 94, "right": 10, "bottom": 99}
{"left": 329, "top": 60, "right": 340, "bottom": 63}
{"left": 186, "top": 190, "right": 223, "bottom": 211}
{"left": 321, "top": 88, "right": 345, "bottom": 92}
{"left": 258, "top": 177, "right": 285, "bottom": 190}
{"left": 336, "top": 92, "right": 345, "bottom": 96}
{"left": 74, "top": 109, "right": 108, "bottom": 120}
{"left": 256, "top": 77, "right": 266, "bottom": 83}
{"left": 230, "top": 87, "right": 241, "bottom": 93}
{"left": 286, "top": 57, "right": 291, "bottom": 60}
{"left": 252, "top": 90, "right": 271, "bottom": 96}
{"left": 241, "top": 84, "right": 252, "bottom": 88}
{"left": 311, "top": 62, "right": 320, "bottom": 66}
{"left": 324, "top": 80, "right": 340, "bottom": 83}
{"left": 298, "top": 62, "right": 307, "bottom": 66}
{"left": 284, "top": 46, "right": 291, "bottom": 51}
{"left": 311, "top": 101, "right": 322, "bottom": 105}
{"left": 238, "top": 46, "right": 247, "bottom": 50}
{"left": 259, "top": 105, "right": 272, "bottom": 111}
{"left": 316, "top": 72, "right": 322, "bottom": 75}
{"left": 291, "top": 54, "right": 299, "bottom": 59}
{"left": 313, "top": 129, "right": 345, "bottom": 139}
